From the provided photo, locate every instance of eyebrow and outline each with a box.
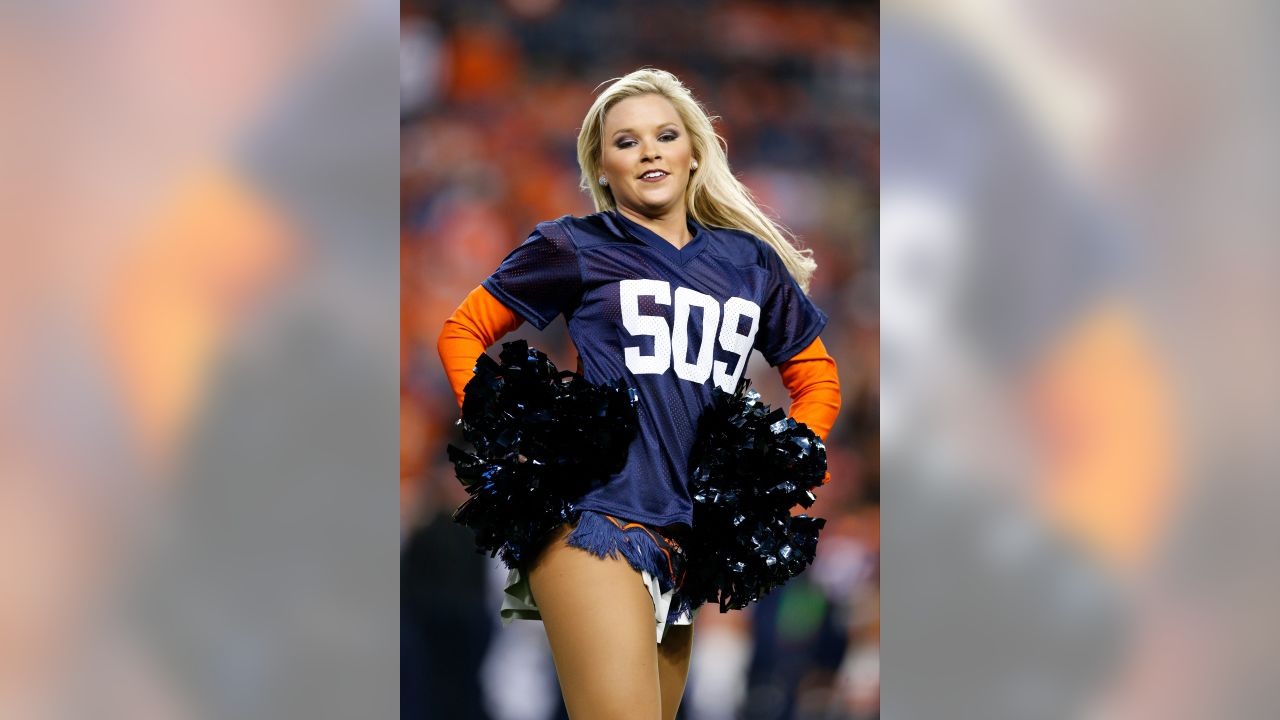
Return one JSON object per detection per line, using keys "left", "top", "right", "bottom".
{"left": 611, "top": 123, "right": 680, "bottom": 138}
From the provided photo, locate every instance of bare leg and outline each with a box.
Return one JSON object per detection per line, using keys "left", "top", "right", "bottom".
{"left": 526, "top": 524, "right": 662, "bottom": 720}
{"left": 657, "top": 623, "right": 694, "bottom": 720}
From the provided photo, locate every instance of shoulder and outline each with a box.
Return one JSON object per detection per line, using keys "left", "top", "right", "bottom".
{"left": 534, "top": 212, "right": 625, "bottom": 251}
{"left": 530, "top": 215, "right": 574, "bottom": 244}
{"left": 516, "top": 216, "right": 582, "bottom": 260}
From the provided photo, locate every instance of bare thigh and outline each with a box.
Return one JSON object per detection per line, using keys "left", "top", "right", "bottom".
{"left": 526, "top": 524, "right": 662, "bottom": 720}
{"left": 658, "top": 623, "right": 694, "bottom": 720}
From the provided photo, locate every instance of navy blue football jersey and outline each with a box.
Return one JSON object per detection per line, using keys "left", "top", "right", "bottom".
{"left": 481, "top": 210, "right": 827, "bottom": 528}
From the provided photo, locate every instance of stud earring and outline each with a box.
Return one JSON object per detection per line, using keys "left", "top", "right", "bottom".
{"left": 691, "top": 159, "right": 699, "bottom": 170}
{"left": 598, "top": 176, "right": 608, "bottom": 186}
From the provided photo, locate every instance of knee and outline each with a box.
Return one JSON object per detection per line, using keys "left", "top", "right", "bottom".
{"left": 570, "top": 692, "right": 662, "bottom": 720}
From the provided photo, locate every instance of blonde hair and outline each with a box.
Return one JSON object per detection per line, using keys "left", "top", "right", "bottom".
{"left": 576, "top": 68, "right": 818, "bottom": 292}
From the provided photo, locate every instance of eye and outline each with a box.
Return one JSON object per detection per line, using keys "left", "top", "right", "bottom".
{"left": 614, "top": 138, "right": 637, "bottom": 149}
{"left": 660, "top": 131, "right": 679, "bottom": 142}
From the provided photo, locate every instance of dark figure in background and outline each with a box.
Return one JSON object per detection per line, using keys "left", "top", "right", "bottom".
{"left": 402, "top": 512, "right": 494, "bottom": 719}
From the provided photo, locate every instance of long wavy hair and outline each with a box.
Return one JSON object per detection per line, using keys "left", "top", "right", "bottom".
{"left": 576, "top": 68, "right": 817, "bottom": 292}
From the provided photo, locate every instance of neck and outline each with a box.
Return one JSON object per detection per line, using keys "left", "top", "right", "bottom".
{"left": 617, "top": 205, "right": 691, "bottom": 249}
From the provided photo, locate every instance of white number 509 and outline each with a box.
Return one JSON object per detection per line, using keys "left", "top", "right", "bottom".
{"left": 619, "top": 279, "right": 759, "bottom": 392}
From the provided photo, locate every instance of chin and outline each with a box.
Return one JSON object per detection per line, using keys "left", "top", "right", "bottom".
{"left": 634, "top": 191, "right": 683, "bottom": 213}
{"left": 636, "top": 202, "right": 678, "bottom": 217}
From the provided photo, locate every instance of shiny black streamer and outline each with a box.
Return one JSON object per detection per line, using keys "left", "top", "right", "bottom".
{"left": 448, "top": 340, "right": 638, "bottom": 567}
{"left": 683, "top": 377, "right": 828, "bottom": 612}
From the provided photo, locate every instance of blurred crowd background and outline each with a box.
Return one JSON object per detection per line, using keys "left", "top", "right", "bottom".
{"left": 400, "top": 1, "right": 879, "bottom": 718}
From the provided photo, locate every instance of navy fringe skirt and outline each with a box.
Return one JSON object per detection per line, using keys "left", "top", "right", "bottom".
{"left": 498, "top": 510, "right": 698, "bottom": 643}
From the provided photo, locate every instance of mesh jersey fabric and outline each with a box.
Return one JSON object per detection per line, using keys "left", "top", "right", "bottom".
{"left": 437, "top": 288, "right": 840, "bottom": 442}
{"left": 481, "top": 210, "right": 828, "bottom": 528}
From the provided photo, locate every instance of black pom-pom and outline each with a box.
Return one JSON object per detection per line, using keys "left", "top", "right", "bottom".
{"left": 448, "top": 340, "right": 639, "bottom": 567}
{"left": 682, "top": 377, "right": 828, "bottom": 612}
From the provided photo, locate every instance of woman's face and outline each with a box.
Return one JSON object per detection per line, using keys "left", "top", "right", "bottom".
{"left": 599, "top": 94, "right": 695, "bottom": 220}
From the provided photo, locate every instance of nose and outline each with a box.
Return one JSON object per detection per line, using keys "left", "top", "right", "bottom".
{"left": 640, "top": 137, "right": 661, "bottom": 161}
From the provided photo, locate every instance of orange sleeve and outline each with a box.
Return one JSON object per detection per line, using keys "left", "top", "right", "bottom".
{"left": 778, "top": 336, "right": 841, "bottom": 483}
{"left": 437, "top": 285, "right": 526, "bottom": 408}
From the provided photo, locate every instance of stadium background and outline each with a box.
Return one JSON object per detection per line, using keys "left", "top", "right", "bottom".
{"left": 399, "top": 1, "right": 880, "bottom": 718}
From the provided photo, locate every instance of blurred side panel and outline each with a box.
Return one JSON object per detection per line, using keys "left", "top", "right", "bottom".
{"left": 883, "top": 1, "right": 1280, "bottom": 718}
{"left": 0, "top": 0, "right": 399, "bottom": 717}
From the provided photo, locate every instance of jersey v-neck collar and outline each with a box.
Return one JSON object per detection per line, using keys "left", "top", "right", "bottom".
{"left": 608, "top": 210, "right": 708, "bottom": 266}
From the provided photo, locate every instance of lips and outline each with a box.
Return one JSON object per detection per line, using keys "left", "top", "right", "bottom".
{"left": 638, "top": 169, "right": 670, "bottom": 183}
